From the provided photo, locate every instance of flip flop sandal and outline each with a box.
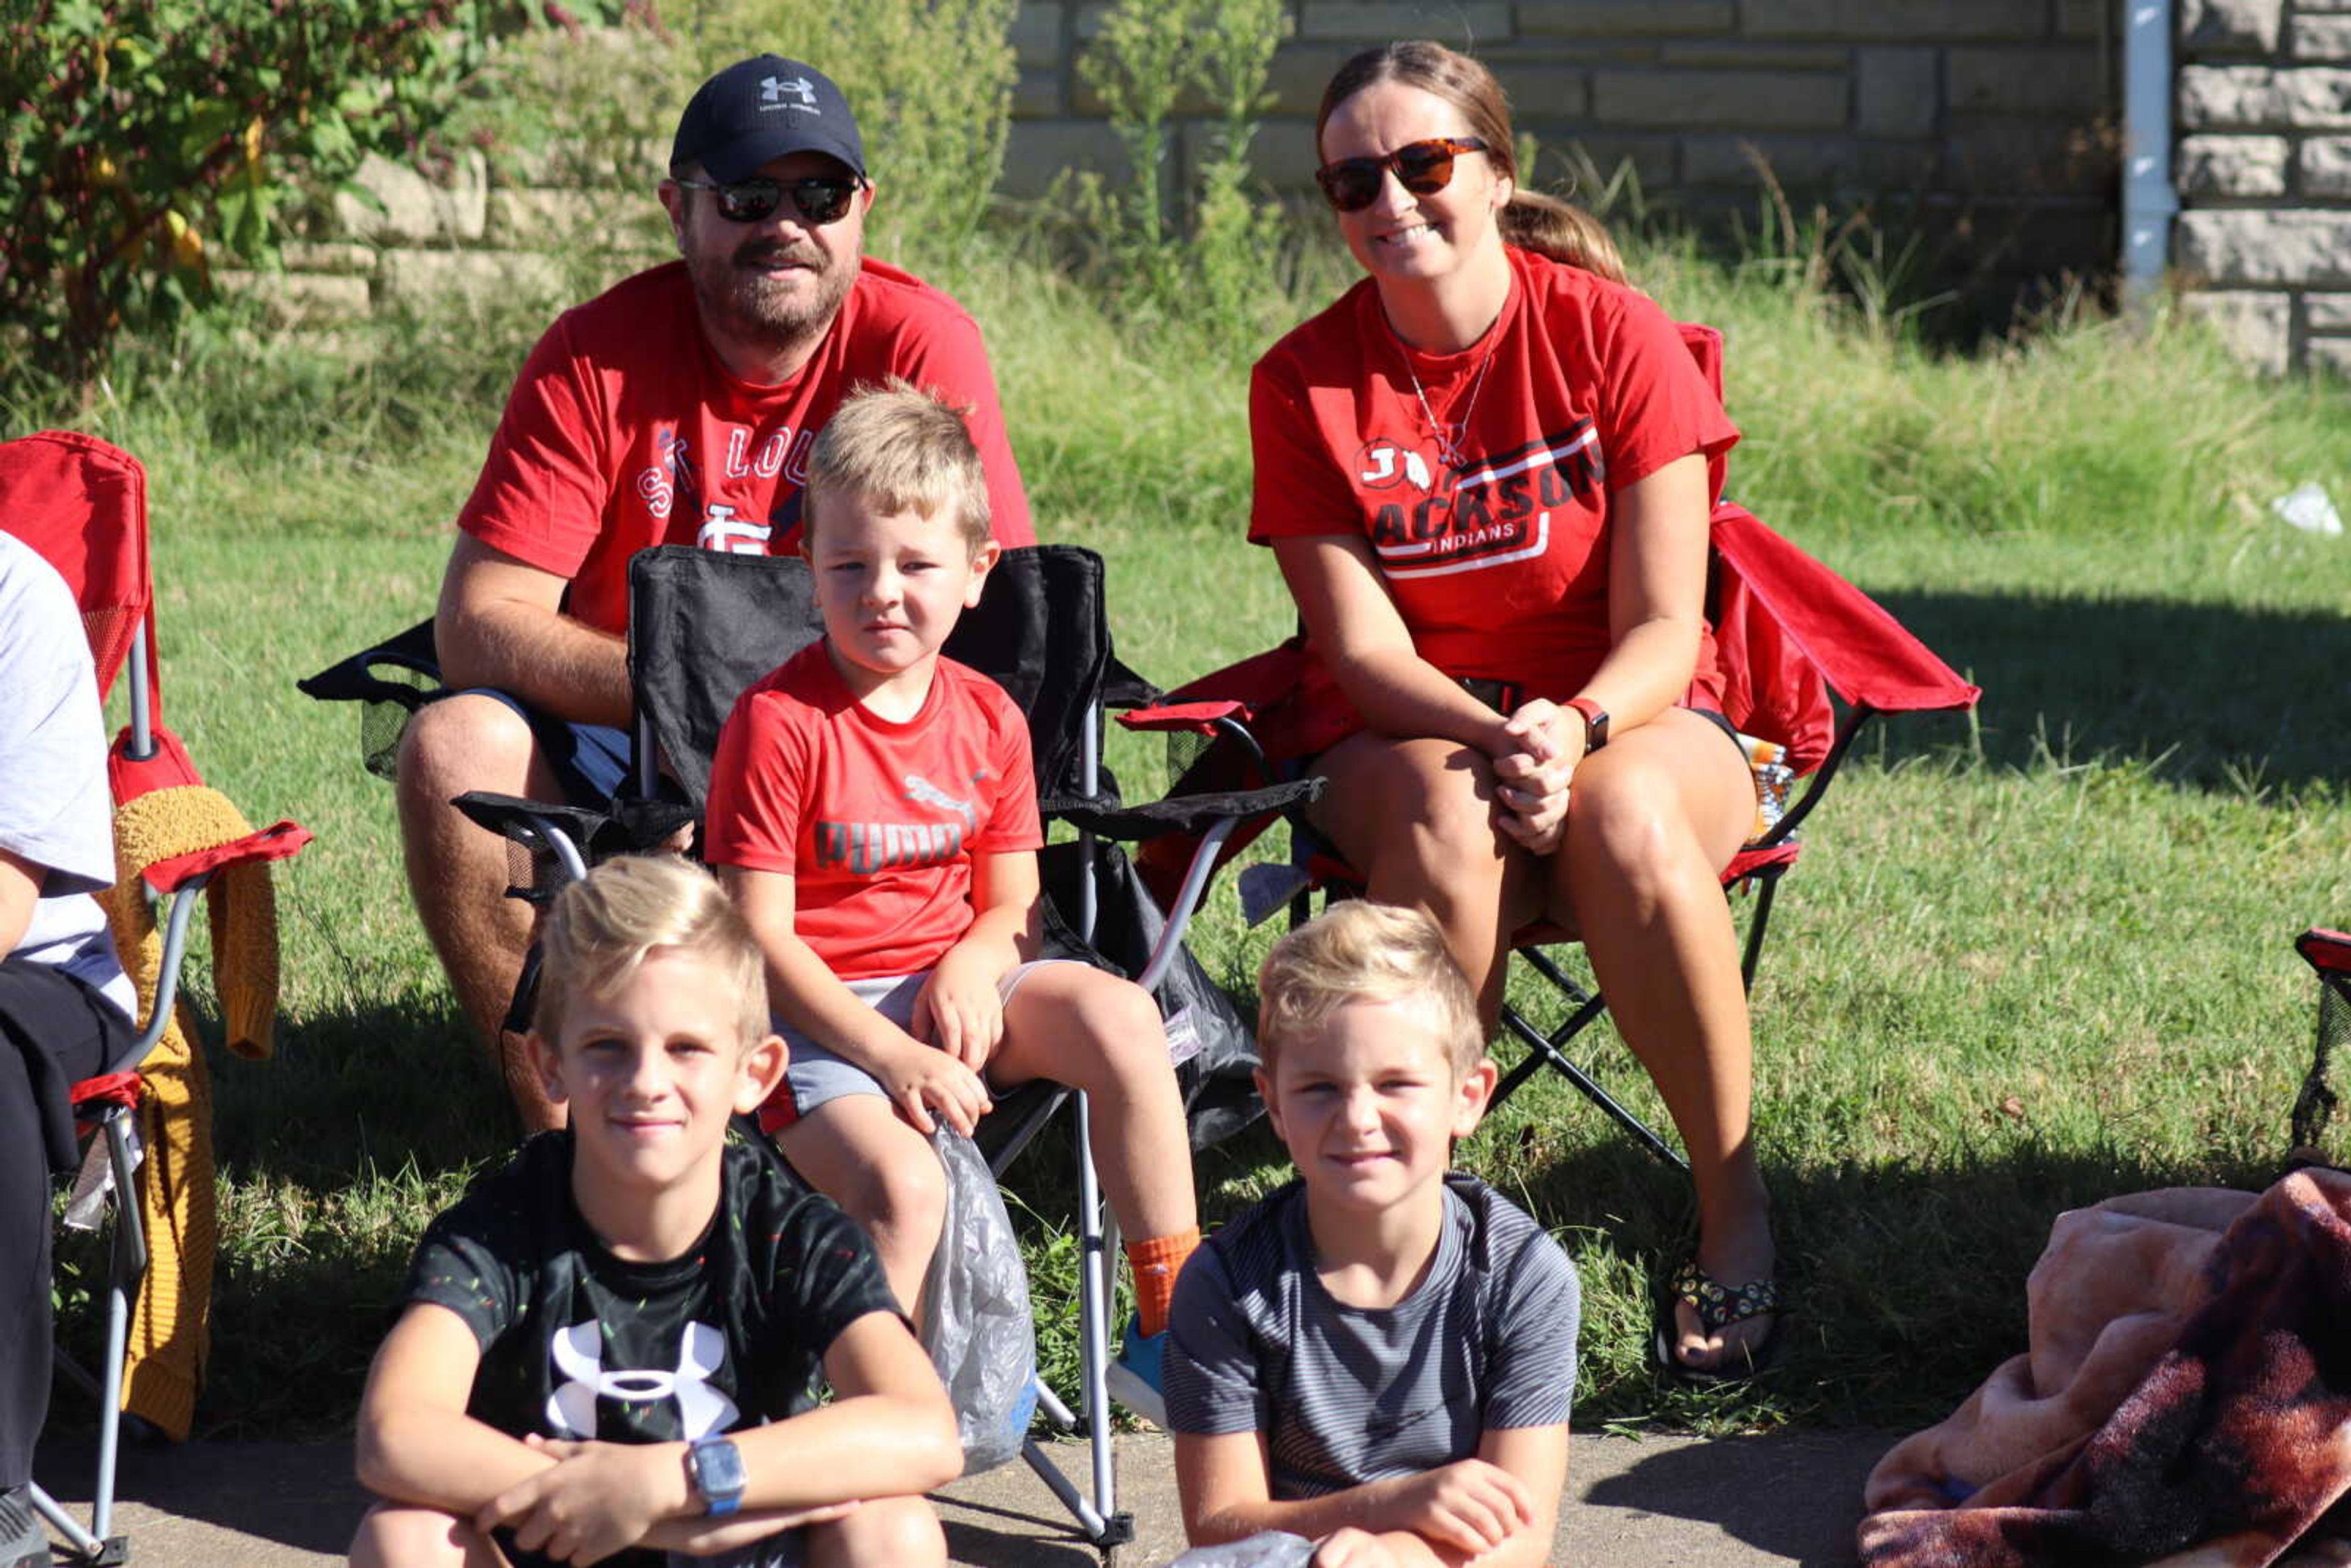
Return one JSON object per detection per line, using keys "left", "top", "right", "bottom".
{"left": 1654, "top": 1259, "right": 1783, "bottom": 1387}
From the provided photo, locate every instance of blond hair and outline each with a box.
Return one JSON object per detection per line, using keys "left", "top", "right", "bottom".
{"left": 1316, "top": 40, "right": 1628, "bottom": 285}
{"left": 1256, "top": 901, "right": 1483, "bottom": 1077}
{"left": 533, "top": 855, "right": 768, "bottom": 1049}
{"left": 802, "top": 378, "right": 992, "bottom": 553}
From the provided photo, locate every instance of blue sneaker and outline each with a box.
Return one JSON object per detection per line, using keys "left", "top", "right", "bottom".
{"left": 1008, "top": 1371, "right": 1041, "bottom": 1447}
{"left": 1104, "top": 1313, "right": 1168, "bottom": 1427}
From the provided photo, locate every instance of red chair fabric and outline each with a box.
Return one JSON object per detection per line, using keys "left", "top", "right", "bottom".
{"left": 1711, "top": 503, "right": 1982, "bottom": 737}
{"left": 2298, "top": 928, "right": 2351, "bottom": 977}
{"left": 0, "top": 430, "right": 156, "bottom": 705}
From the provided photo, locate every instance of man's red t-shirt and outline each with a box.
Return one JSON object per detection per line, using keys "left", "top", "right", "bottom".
{"left": 457, "top": 259, "right": 1035, "bottom": 638}
{"left": 702, "top": 643, "right": 1043, "bottom": 980}
{"left": 1248, "top": 245, "right": 1738, "bottom": 705}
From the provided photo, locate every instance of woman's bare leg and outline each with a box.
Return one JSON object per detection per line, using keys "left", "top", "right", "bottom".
{"left": 1307, "top": 731, "right": 1539, "bottom": 1024}
{"left": 1551, "top": 709, "right": 1774, "bottom": 1374}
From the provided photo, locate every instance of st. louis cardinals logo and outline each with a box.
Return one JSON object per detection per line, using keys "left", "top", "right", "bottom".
{"left": 697, "top": 501, "right": 772, "bottom": 553}
{"left": 636, "top": 422, "right": 815, "bottom": 549}
{"left": 545, "top": 1319, "right": 738, "bottom": 1440}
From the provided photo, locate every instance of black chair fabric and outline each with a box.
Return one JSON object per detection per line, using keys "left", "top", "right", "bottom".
{"left": 627, "top": 544, "right": 1114, "bottom": 816}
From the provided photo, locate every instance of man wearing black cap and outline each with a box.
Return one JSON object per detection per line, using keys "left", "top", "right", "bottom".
{"left": 397, "top": 56, "right": 1035, "bottom": 1130}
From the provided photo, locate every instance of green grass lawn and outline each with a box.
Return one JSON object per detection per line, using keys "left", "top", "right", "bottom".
{"left": 27, "top": 223, "right": 2351, "bottom": 1444}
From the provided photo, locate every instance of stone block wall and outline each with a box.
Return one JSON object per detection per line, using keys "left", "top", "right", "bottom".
{"left": 2176, "top": 0, "right": 2351, "bottom": 373}
{"left": 217, "top": 147, "right": 662, "bottom": 328}
{"left": 1009, "top": 0, "right": 2121, "bottom": 301}
{"left": 239, "top": 4, "right": 2129, "bottom": 324}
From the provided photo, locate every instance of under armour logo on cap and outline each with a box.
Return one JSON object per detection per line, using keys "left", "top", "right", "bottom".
{"left": 672, "top": 55, "right": 864, "bottom": 183}
{"left": 761, "top": 75, "right": 817, "bottom": 110}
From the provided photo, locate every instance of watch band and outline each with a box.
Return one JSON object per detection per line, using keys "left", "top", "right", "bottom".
{"left": 1564, "top": 697, "right": 1610, "bottom": 751}
{"left": 686, "top": 1435, "right": 745, "bottom": 1518}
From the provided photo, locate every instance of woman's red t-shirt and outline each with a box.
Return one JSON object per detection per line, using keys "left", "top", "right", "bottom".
{"left": 1248, "top": 245, "right": 1739, "bottom": 707}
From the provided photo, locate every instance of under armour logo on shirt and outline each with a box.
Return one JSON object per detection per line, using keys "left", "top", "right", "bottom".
{"left": 545, "top": 1319, "right": 740, "bottom": 1439}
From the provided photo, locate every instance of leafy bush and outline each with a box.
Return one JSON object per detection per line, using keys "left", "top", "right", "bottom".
{"left": 444, "top": 12, "right": 693, "bottom": 197}
{"left": 1072, "top": 0, "right": 1294, "bottom": 355}
{"left": 0, "top": 0, "right": 605, "bottom": 394}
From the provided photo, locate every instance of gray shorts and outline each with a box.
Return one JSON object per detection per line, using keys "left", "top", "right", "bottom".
{"left": 775, "top": 961, "right": 1074, "bottom": 1123}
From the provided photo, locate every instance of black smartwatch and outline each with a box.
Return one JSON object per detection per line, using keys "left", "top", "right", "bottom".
{"left": 1565, "top": 696, "right": 1610, "bottom": 752}
{"left": 685, "top": 1435, "right": 746, "bottom": 1517}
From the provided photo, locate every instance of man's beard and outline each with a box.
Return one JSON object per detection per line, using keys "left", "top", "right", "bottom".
{"left": 687, "top": 233, "right": 858, "bottom": 358}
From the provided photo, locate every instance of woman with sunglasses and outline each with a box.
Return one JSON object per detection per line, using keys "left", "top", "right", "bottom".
{"left": 1248, "top": 40, "right": 1775, "bottom": 1384}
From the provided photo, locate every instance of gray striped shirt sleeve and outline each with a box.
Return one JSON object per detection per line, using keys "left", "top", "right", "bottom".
{"left": 1480, "top": 1218, "right": 1582, "bottom": 1429}
{"left": 1167, "top": 1241, "right": 1267, "bottom": 1436}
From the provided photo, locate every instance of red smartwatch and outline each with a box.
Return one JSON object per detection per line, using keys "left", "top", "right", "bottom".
{"left": 1564, "top": 697, "right": 1610, "bottom": 752}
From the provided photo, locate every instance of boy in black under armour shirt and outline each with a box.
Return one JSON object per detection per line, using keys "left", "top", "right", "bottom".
{"left": 350, "top": 855, "right": 959, "bottom": 1568}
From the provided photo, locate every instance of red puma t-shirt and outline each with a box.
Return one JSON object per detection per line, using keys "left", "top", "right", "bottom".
{"left": 702, "top": 643, "right": 1043, "bottom": 980}
{"left": 1249, "top": 246, "right": 1738, "bottom": 705}
{"left": 457, "top": 259, "right": 1034, "bottom": 637}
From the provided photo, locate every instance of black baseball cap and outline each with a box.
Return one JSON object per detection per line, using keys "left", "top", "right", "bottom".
{"left": 670, "top": 56, "right": 866, "bottom": 183}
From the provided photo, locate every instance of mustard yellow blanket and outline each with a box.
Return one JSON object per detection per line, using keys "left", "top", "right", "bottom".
{"left": 96, "top": 779, "right": 283, "bottom": 1442}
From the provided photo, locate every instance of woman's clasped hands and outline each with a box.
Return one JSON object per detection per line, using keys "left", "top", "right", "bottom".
{"left": 1487, "top": 698, "right": 1584, "bottom": 855}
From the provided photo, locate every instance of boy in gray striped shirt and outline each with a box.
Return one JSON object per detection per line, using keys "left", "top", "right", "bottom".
{"left": 1164, "top": 902, "right": 1579, "bottom": 1568}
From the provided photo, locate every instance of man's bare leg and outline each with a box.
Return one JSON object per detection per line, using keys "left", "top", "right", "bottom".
{"left": 396, "top": 694, "right": 568, "bottom": 1132}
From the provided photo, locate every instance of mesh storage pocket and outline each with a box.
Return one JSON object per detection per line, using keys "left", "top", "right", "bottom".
{"left": 360, "top": 659, "right": 440, "bottom": 779}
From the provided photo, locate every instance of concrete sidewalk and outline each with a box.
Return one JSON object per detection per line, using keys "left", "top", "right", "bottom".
{"left": 34, "top": 1425, "right": 1892, "bottom": 1566}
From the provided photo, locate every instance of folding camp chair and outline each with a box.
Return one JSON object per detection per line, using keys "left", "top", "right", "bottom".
{"left": 2291, "top": 928, "right": 2351, "bottom": 1162}
{"left": 407, "top": 542, "right": 1308, "bottom": 1550}
{"left": 0, "top": 430, "right": 310, "bottom": 1567}
{"left": 1123, "top": 328, "right": 1981, "bottom": 1169}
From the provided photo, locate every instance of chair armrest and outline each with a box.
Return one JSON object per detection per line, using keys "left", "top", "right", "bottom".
{"left": 1117, "top": 699, "right": 1252, "bottom": 735}
{"left": 295, "top": 618, "right": 444, "bottom": 710}
{"left": 2300, "top": 928, "right": 2351, "bottom": 975}
{"left": 1056, "top": 776, "right": 1324, "bottom": 842}
{"left": 143, "top": 820, "right": 310, "bottom": 896}
{"left": 452, "top": 792, "right": 698, "bottom": 874}
{"left": 1724, "top": 841, "right": 1801, "bottom": 882}
{"left": 69, "top": 1071, "right": 143, "bottom": 1136}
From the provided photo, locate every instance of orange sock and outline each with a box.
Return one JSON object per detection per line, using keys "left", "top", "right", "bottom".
{"left": 1125, "top": 1227, "right": 1200, "bottom": 1338}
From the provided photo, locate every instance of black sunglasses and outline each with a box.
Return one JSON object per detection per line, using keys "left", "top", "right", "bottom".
{"left": 1313, "top": 136, "right": 1490, "bottom": 214}
{"left": 672, "top": 175, "right": 864, "bottom": 226}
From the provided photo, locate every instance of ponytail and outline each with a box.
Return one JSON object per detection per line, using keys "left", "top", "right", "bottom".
{"left": 1500, "top": 189, "right": 1627, "bottom": 285}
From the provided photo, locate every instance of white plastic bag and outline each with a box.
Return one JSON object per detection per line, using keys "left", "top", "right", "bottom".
{"left": 920, "top": 1126, "right": 1038, "bottom": 1474}
{"left": 1161, "top": 1530, "right": 1318, "bottom": 1567}
{"left": 2273, "top": 482, "right": 2345, "bottom": 537}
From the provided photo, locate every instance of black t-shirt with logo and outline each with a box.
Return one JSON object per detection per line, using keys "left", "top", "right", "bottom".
{"left": 403, "top": 1128, "right": 899, "bottom": 1451}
